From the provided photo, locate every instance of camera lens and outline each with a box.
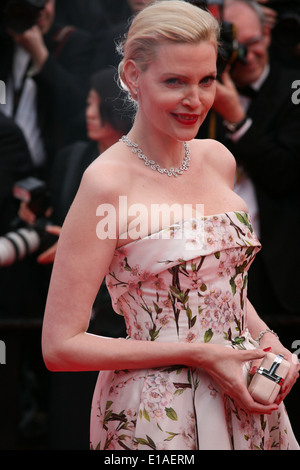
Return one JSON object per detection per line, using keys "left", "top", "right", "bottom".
{"left": 0, "top": 228, "right": 40, "bottom": 267}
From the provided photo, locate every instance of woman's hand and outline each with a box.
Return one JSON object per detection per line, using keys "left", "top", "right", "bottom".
{"left": 250, "top": 334, "right": 300, "bottom": 406}
{"left": 195, "top": 344, "right": 279, "bottom": 414}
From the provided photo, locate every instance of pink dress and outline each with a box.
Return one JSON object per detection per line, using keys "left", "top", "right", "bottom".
{"left": 90, "top": 211, "right": 299, "bottom": 450}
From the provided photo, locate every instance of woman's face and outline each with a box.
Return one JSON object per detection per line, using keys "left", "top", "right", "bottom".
{"left": 133, "top": 41, "right": 217, "bottom": 143}
{"left": 86, "top": 90, "right": 104, "bottom": 141}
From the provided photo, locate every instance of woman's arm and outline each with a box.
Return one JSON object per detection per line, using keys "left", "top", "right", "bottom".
{"left": 41, "top": 162, "right": 199, "bottom": 372}
{"left": 246, "top": 298, "right": 273, "bottom": 341}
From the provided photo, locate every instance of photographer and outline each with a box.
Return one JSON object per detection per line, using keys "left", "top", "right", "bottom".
{"left": 198, "top": 0, "right": 300, "bottom": 434}
{"left": 201, "top": 0, "right": 300, "bottom": 321}
{"left": 0, "top": 0, "right": 93, "bottom": 179}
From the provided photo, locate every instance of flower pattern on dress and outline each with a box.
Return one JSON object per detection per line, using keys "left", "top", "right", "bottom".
{"left": 90, "top": 212, "right": 299, "bottom": 450}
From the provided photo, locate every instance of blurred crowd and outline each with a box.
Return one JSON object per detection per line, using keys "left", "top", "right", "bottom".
{"left": 0, "top": 0, "right": 299, "bottom": 450}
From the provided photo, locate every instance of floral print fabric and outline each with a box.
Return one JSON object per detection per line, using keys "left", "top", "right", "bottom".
{"left": 90, "top": 212, "right": 299, "bottom": 450}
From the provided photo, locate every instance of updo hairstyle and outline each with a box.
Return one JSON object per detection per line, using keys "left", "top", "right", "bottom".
{"left": 117, "top": 0, "right": 220, "bottom": 99}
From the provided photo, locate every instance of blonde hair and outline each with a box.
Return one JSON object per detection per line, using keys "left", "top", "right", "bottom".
{"left": 118, "top": 0, "right": 220, "bottom": 93}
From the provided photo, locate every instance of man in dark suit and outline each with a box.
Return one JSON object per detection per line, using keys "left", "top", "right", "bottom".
{"left": 199, "top": 0, "right": 300, "bottom": 439}
{"left": 0, "top": 0, "right": 93, "bottom": 179}
{"left": 200, "top": 0, "right": 300, "bottom": 324}
{"left": 199, "top": 0, "right": 300, "bottom": 336}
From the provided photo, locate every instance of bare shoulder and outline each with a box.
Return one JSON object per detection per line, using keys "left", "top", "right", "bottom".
{"left": 79, "top": 141, "right": 132, "bottom": 204}
{"left": 56, "top": 141, "right": 132, "bottom": 260}
{"left": 192, "top": 138, "right": 236, "bottom": 168}
{"left": 72, "top": 141, "right": 137, "bottom": 240}
{"left": 191, "top": 138, "right": 236, "bottom": 183}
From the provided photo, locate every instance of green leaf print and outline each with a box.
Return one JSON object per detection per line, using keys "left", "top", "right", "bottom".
{"left": 232, "top": 336, "right": 245, "bottom": 345}
{"left": 260, "top": 415, "right": 267, "bottom": 431}
{"left": 164, "top": 432, "right": 180, "bottom": 442}
{"left": 143, "top": 408, "right": 150, "bottom": 422}
{"left": 245, "top": 246, "right": 255, "bottom": 257}
{"left": 236, "top": 261, "right": 248, "bottom": 275}
{"left": 191, "top": 262, "right": 197, "bottom": 272}
{"left": 153, "top": 302, "right": 163, "bottom": 314}
{"left": 186, "top": 305, "right": 192, "bottom": 320}
{"left": 198, "top": 305, "right": 204, "bottom": 316}
{"left": 149, "top": 325, "right": 162, "bottom": 341}
{"left": 185, "top": 305, "right": 197, "bottom": 329}
{"left": 147, "top": 435, "right": 156, "bottom": 449}
{"left": 174, "top": 388, "right": 185, "bottom": 396}
{"left": 169, "top": 285, "right": 189, "bottom": 303}
{"left": 165, "top": 407, "right": 178, "bottom": 421}
{"left": 204, "top": 328, "right": 214, "bottom": 343}
{"left": 123, "top": 257, "right": 132, "bottom": 271}
{"left": 234, "top": 212, "right": 253, "bottom": 233}
{"left": 135, "top": 436, "right": 157, "bottom": 450}
{"left": 230, "top": 278, "right": 236, "bottom": 295}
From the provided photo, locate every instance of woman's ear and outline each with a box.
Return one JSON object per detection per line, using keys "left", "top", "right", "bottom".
{"left": 123, "top": 60, "right": 140, "bottom": 101}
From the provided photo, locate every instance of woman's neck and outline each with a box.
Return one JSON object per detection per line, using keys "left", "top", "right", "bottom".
{"left": 127, "top": 123, "right": 186, "bottom": 170}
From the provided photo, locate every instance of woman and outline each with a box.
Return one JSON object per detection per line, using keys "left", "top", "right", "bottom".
{"left": 42, "top": 1, "right": 299, "bottom": 450}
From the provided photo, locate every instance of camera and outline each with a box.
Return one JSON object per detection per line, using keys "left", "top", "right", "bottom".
{"left": 1, "top": 0, "right": 47, "bottom": 34}
{"left": 188, "top": 0, "right": 247, "bottom": 74}
{"left": 0, "top": 177, "right": 57, "bottom": 267}
{"left": 217, "top": 21, "right": 247, "bottom": 73}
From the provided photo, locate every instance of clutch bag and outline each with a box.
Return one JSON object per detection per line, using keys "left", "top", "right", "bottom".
{"left": 248, "top": 352, "right": 290, "bottom": 405}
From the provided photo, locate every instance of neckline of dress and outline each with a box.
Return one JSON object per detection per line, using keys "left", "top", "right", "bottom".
{"left": 116, "top": 210, "right": 250, "bottom": 252}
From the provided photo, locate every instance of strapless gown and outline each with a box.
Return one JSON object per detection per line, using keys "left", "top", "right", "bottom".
{"left": 90, "top": 212, "right": 299, "bottom": 450}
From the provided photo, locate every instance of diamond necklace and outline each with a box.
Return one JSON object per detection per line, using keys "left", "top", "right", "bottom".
{"left": 119, "top": 135, "right": 190, "bottom": 177}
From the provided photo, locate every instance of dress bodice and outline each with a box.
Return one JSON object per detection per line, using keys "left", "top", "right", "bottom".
{"left": 106, "top": 211, "right": 261, "bottom": 346}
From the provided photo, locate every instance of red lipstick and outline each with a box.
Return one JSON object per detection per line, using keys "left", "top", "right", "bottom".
{"left": 172, "top": 113, "right": 199, "bottom": 125}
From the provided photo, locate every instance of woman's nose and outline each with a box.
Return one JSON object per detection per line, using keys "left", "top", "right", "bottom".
{"left": 86, "top": 104, "right": 94, "bottom": 119}
{"left": 182, "top": 86, "right": 201, "bottom": 108}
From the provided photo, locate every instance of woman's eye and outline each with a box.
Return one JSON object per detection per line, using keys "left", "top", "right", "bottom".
{"left": 165, "top": 76, "right": 216, "bottom": 87}
{"left": 165, "top": 78, "right": 183, "bottom": 86}
{"left": 200, "top": 76, "right": 216, "bottom": 86}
